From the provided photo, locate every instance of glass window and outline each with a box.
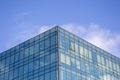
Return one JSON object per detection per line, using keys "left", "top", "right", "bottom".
{"left": 66, "top": 55, "right": 71, "bottom": 65}
{"left": 40, "top": 75, "right": 44, "bottom": 80}
{"left": 88, "top": 50, "right": 92, "bottom": 60}
{"left": 29, "top": 62, "right": 33, "bottom": 72}
{"left": 5, "top": 72, "right": 9, "bottom": 80}
{"left": 9, "top": 71, "right": 13, "bottom": 80}
{"left": 86, "top": 63, "right": 89, "bottom": 73}
{"left": 61, "top": 70, "right": 66, "bottom": 80}
{"left": 10, "top": 55, "right": 14, "bottom": 64}
{"left": 34, "top": 43, "right": 39, "bottom": 53}
{"left": 19, "top": 50, "right": 24, "bottom": 60}
{"left": 108, "top": 60, "right": 112, "bottom": 69}
{"left": 116, "top": 64, "right": 119, "bottom": 72}
{"left": 59, "top": 35, "right": 65, "bottom": 48}
{"left": 75, "top": 43, "right": 78, "bottom": 53}
{"left": 106, "top": 59, "right": 109, "bottom": 67}
{"left": 25, "top": 48, "right": 29, "bottom": 57}
{"left": 34, "top": 77, "right": 38, "bottom": 80}
{"left": 30, "top": 46, "right": 34, "bottom": 55}
{"left": 89, "top": 66, "right": 94, "bottom": 77}
{"left": 40, "top": 41, "right": 44, "bottom": 50}
{"left": 51, "top": 70, "right": 56, "bottom": 80}
{"left": 67, "top": 72, "right": 71, "bottom": 80}
{"left": 76, "top": 59, "right": 80, "bottom": 69}
{"left": 45, "top": 55, "right": 50, "bottom": 65}
{"left": 45, "top": 72, "right": 50, "bottom": 80}
{"left": 14, "top": 53, "right": 19, "bottom": 62}
{"left": 51, "top": 36, "right": 56, "bottom": 46}
{"left": 71, "top": 73, "right": 76, "bottom": 80}
{"left": 79, "top": 46, "right": 84, "bottom": 56}
{"left": 6, "top": 57, "right": 10, "bottom": 66}
{"left": 92, "top": 52, "right": 97, "bottom": 65}
{"left": 40, "top": 57, "right": 44, "bottom": 67}
{"left": 112, "top": 62, "right": 116, "bottom": 70}
{"left": 61, "top": 53, "right": 65, "bottom": 63}
{"left": 65, "top": 38, "right": 70, "bottom": 51}
{"left": 14, "top": 69, "right": 19, "bottom": 78}
{"left": 24, "top": 64, "right": 28, "bottom": 74}
{"left": 51, "top": 53, "right": 56, "bottom": 63}
{"left": 101, "top": 56, "right": 105, "bottom": 65}
{"left": 19, "top": 66, "right": 24, "bottom": 76}
{"left": 45, "top": 38, "right": 50, "bottom": 48}
{"left": 84, "top": 48, "right": 88, "bottom": 58}
{"left": 80, "top": 61, "right": 85, "bottom": 72}
{"left": 71, "top": 58, "right": 76, "bottom": 67}
{"left": 97, "top": 55, "right": 101, "bottom": 64}
{"left": 70, "top": 41, "right": 75, "bottom": 51}
{"left": 34, "top": 59, "right": 39, "bottom": 70}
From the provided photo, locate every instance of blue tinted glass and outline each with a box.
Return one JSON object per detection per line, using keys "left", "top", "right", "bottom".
{"left": 40, "top": 41, "right": 44, "bottom": 50}
{"left": 45, "top": 72, "right": 50, "bottom": 80}
{"left": 34, "top": 43, "right": 39, "bottom": 53}
{"left": 51, "top": 70, "right": 57, "bottom": 80}
{"left": 45, "top": 38, "right": 50, "bottom": 48}
{"left": 29, "top": 62, "right": 34, "bottom": 72}
{"left": 51, "top": 35, "right": 56, "bottom": 46}
{"left": 45, "top": 55, "right": 50, "bottom": 65}
{"left": 51, "top": 53, "right": 56, "bottom": 63}
{"left": 40, "top": 57, "right": 44, "bottom": 67}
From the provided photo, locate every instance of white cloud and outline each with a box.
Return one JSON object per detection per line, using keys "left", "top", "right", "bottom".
{"left": 60, "top": 24, "right": 120, "bottom": 57}
{"left": 38, "top": 25, "right": 53, "bottom": 34}
{"left": 6, "top": 24, "right": 120, "bottom": 58}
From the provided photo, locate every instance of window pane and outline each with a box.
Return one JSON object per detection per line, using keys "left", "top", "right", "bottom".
{"left": 19, "top": 66, "right": 23, "bottom": 76}
{"left": 65, "top": 38, "right": 70, "bottom": 51}
{"left": 45, "top": 55, "right": 50, "bottom": 65}
{"left": 45, "top": 72, "right": 50, "bottom": 80}
{"left": 34, "top": 59, "right": 39, "bottom": 70}
{"left": 66, "top": 55, "right": 70, "bottom": 65}
{"left": 51, "top": 70, "right": 56, "bottom": 80}
{"left": 29, "top": 62, "right": 33, "bottom": 72}
{"left": 34, "top": 43, "right": 39, "bottom": 53}
{"left": 76, "top": 59, "right": 80, "bottom": 69}
{"left": 79, "top": 46, "right": 84, "bottom": 56}
{"left": 40, "top": 57, "right": 44, "bottom": 67}
{"left": 61, "top": 70, "right": 66, "bottom": 80}
{"left": 101, "top": 56, "right": 105, "bottom": 65}
{"left": 88, "top": 50, "right": 92, "bottom": 60}
{"left": 70, "top": 41, "right": 75, "bottom": 51}
{"left": 40, "top": 41, "right": 44, "bottom": 50}
{"left": 59, "top": 35, "right": 64, "bottom": 48}
{"left": 71, "top": 58, "right": 76, "bottom": 67}
{"left": 97, "top": 55, "right": 101, "bottom": 64}
{"left": 61, "top": 53, "right": 65, "bottom": 63}
{"left": 84, "top": 48, "right": 88, "bottom": 58}
{"left": 25, "top": 48, "right": 29, "bottom": 57}
{"left": 45, "top": 38, "right": 50, "bottom": 48}
{"left": 51, "top": 53, "right": 56, "bottom": 63}
{"left": 75, "top": 43, "right": 78, "bottom": 53}
{"left": 30, "top": 46, "right": 34, "bottom": 55}
{"left": 51, "top": 36, "right": 56, "bottom": 46}
{"left": 24, "top": 64, "right": 28, "bottom": 74}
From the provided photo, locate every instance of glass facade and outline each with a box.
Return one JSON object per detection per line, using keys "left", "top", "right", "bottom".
{"left": 0, "top": 26, "right": 120, "bottom": 80}
{"left": 0, "top": 27, "right": 58, "bottom": 80}
{"left": 58, "top": 27, "right": 120, "bottom": 80}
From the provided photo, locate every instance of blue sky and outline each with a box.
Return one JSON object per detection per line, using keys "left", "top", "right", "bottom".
{"left": 0, "top": 0, "right": 120, "bottom": 58}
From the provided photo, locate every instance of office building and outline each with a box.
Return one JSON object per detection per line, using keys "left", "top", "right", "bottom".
{"left": 0, "top": 26, "right": 120, "bottom": 80}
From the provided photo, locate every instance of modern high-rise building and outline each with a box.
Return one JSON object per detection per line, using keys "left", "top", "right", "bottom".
{"left": 0, "top": 26, "right": 120, "bottom": 80}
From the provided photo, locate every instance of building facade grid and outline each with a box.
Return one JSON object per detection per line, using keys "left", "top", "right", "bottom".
{"left": 58, "top": 27, "right": 120, "bottom": 80}
{"left": 0, "top": 26, "right": 120, "bottom": 80}
{"left": 0, "top": 27, "right": 58, "bottom": 80}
